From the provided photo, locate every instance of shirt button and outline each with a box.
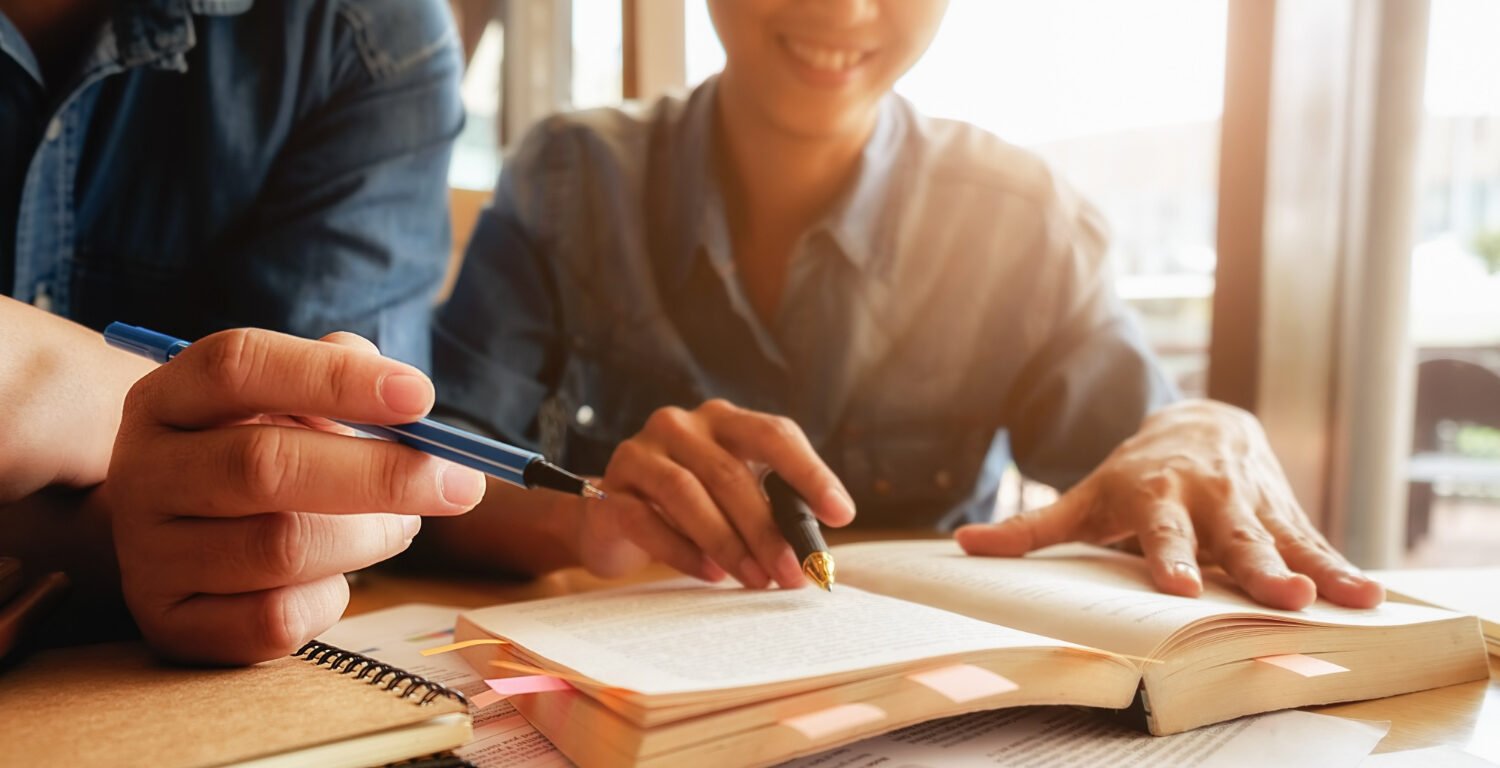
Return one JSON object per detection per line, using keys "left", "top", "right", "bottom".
{"left": 45, "top": 118, "right": 62, "bottom": 142}
{"left": 935, "top": 470, "right": 953, "bottom": 490}
{"left": 575, "top": 405, "right": 595, "bottom": 426}
{"left": 873, "top": 478, "right": 892, "bottom": 496}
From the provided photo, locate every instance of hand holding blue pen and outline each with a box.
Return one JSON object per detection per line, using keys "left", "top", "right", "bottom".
{"left": 104, "top": 323, "right": 604, "bottom": 499}
{"left": 98, "top": 324, "right": 565, "bottom": 665}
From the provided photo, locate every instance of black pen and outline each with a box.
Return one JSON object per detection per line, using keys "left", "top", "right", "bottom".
{"left": 762, "top": 472, "right": 836, "bottom": 591}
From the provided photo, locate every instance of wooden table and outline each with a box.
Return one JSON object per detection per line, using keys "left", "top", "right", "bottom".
{"left": 348, "top": 561, "right": 1500, "bottom": 762}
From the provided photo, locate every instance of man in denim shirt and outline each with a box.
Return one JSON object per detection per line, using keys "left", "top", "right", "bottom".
{"left": 432, "top": 0, "right": 1386, "bottom": 612}
{"left": 0, "top": 0, "right": 489, "bottom": 664}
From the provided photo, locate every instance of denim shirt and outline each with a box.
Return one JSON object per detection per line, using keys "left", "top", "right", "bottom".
{"left": 0, "top": 0, "right": 463, "bottom": 367}
{"left": 435, "top": 78, "right": 1177, "bottom": 530}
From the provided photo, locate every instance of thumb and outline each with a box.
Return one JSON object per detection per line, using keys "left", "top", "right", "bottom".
{"left": 956, "top": 483, "right": 1095, "bottom": 557}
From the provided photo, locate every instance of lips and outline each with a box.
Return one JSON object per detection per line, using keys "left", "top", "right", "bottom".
{"left": 780, "top": 36, "right": 875, "bottom": 74}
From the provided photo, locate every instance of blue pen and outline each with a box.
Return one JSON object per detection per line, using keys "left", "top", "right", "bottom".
{"left": 104, "top": 322, "right": 605, "bottom": 500}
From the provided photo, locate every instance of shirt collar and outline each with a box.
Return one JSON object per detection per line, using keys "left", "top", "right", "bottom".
{"left": 95, "top": 0, "right": 252, "bottom": 74}
{"left": 670, "top": 78, "right": 910, "bottom": 289}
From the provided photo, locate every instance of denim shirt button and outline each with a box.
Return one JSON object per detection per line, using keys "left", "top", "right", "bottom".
{"left": 575, "top": 404, "right": 595, "bottom": 426}
{"left": 45, "top": 117, "right": 63, "bottom": 142}
{"left": 873, "top": 478, "right": 892, "bottom": 496}
{"left": 934, "top": 469, "right": 953, "bottom": 490}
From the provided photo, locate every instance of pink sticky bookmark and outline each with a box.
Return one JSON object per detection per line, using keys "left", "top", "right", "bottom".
{"left": 908, "top": 664, "right": 1020, "bottom": 703}
{"left": 469, "top": 690, "right": 505, "bottom": 709}
{"left": 781, "top": 703, "right": 887, "bottom": 740}
{"left": 484, "top": 676, "right": 576, "bottom": 697}
{"left": 1255, "top": 653, "right": 1350, "bottom": 677}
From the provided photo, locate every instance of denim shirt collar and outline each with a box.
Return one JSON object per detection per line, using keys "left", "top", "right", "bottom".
{"left": 671, "top": 76, "right": 909, "bottom": 291}
{"left": 93, "top": 0, "right": 252, "bottom": 75}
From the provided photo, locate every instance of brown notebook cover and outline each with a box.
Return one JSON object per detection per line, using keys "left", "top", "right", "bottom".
{"left": 0, "top": 640, "right": 472, "bottom": 768}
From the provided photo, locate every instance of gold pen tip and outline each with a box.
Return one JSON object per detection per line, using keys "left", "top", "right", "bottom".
{"left": 802, "top": 552, "right": 836, "bottom": 592}
{"left": 582, "top": 483, "right": 608, "bottom": 501}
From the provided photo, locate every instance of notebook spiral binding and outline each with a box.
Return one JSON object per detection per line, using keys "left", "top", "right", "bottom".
{"left": 293, "top": 640, "right": 470, "bottom": 707}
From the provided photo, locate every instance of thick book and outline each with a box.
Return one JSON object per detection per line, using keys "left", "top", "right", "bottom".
{"left": 451, "top": 541, "right": 1490, "bottom": 768}
{"left": 0, "top": 640, "right": 473, "bottom": 768}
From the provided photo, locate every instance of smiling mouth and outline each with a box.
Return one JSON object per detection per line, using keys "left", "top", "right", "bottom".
{"left": 780, "top": 36, "right": 875, "bottom": 74}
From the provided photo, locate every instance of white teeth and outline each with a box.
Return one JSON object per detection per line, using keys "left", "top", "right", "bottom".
{"left": 784, "top": 39, "right": 865, "bottom": 73}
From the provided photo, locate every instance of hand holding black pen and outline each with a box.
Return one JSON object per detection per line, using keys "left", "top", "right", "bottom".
{"left": 574, "top": 399, "right": 856, "bottom": 589}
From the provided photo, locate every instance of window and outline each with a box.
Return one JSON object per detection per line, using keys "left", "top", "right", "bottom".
{"left": 1402, "top": 0, "right": 1500, "bottom": 567}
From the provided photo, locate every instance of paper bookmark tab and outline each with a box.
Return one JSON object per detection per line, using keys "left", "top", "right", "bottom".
{"left": 1255, "top": 653, "right": 1350, "bottom": 677}
{"left": 907, "top": 664, "right": 1020, "bottom": 703}
{"left": 781, "top": 703, "right": 887, "bottom": 740}
{"left": 469, "top": 690, "right": 505, "bottom": 709}
{"left": 485, "top": 676, "right": 576, "bottom": 697}
{"left": 419, "top": 638, "right": 508, "bottom": 656}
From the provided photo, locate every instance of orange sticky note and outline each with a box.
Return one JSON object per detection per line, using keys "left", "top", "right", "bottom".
{"left": 781, "top": 703, "right": 886, "bottom": 740}
{"left": 1255, "top": 653, "right": 1350, "bottom": 677}
{"left": 484, "top": 676, "right": 575, "bottom": 696}
{"left": 907, "top": 664, "right": 1020, "bottom": 703}
{"left": 470, "top": 690, "right": 505, "bottom": 709}
{"left": 419, "top": 638, "right": 508, "bottom": 656}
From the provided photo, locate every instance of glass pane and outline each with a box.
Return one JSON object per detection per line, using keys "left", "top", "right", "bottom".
{"left": 1402, "top": 0, "right": 1500, "bottom": 567}
{"left": 449, "top": 18, "right": 504, "bottom": 190}
{"left": 573, "top": 0, "right": 624, "bottom": 109}
{"left": 683, "top": 0, "right": 1227, "bottom": 396}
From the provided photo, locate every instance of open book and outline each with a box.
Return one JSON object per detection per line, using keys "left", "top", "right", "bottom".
{"left": 452, "top": 541, "right": 1490, "bottom": 768}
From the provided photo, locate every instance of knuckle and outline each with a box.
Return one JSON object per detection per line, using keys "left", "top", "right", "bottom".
{"left": 1226, "top": 525, "right": 1275, "bottom": 548}
{"left": 256, "top": 512, "right": 313, "bottom": 582}
{"left": 1144, "top": 519, "right": 1192, "bottom": 543}
{"left": 704, "top": 457, "right": 749, "bottom": 494}
{"left": 656, "top": 466, "right": 700, "bottom": 503}
{"left": 257, "top": 590, "right": 309, "bottom": 658}
{"left": 374, "top": 445, "right": 415, "bottom": 511}
{"left": 699, "top": 398, "right": 736, "bottom": 418}
{"left": 200, "top": 328, "right": 263, "bottom": 395}
{"left": 235, "top": 429, "right": 299, "bottom": 505}
{"left": 761, "top": 414, "right": 803, "bottom": 444}
{"left": 646, "top": 406, "right": 690, "bottom": 436}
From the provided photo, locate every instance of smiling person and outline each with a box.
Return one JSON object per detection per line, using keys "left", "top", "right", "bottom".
{"left": 428, "top": 0, "right": 1385, "bottom": 610}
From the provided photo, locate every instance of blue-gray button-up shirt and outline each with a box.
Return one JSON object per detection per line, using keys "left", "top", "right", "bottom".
{"left": 435, "top": 78, "right": 1177, "bottom": 529}
{"left": 0, "top": 0, "right": 463, "bottom": 366}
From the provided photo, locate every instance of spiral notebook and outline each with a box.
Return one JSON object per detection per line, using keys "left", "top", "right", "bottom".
{"left": 0, "top": 640, "right": 473, "bottom": 768}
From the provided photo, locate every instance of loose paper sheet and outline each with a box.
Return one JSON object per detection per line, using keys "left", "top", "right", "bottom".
{"left": 1360, "top": 746, "right": 1499, "bottom": 767}
{"left": 320, "top": 604, "right": 569, "bottom": 768}
{"left": 778, "top": 707, "right": 1389, "bottom": 768}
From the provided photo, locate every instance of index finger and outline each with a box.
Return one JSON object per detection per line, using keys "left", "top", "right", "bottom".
{"left": 130, "top": 328, "right": 434, "bottom": 429}
{"left": 701, "top": 400, "right": 856, "bottom": 527}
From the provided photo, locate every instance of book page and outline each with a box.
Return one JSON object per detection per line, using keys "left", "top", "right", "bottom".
{"left": 835, "top": 541, "right": 1460, "bottom": 657}
{"left": 779, "top": 706, "right": 1388, "bottom": 768}
{"left": 321, "top": 604, "right": 569, "bottom": 768}
{"left": 461, "top": 579, "right": 1086, "bottom": 696}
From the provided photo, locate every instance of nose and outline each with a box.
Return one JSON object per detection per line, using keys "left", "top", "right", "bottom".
{"left": 807, "top": 0, "right": 880, "bottom": 27}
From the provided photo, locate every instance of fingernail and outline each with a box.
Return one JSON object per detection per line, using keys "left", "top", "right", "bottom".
{"left": 379, "top": 373, "right": 433, "bottom": 415}
{"left": 440, "top": 465, "right": 486, "bottom": 507}
{"left": 402, "top": 515, "right": 421, "bottom": 538}
{"left": 1172, "top": 561, "right": 1201, "bottom": 585}
{"left": 823, "top": 488, "right": 857, "bottom": 523}
{"left": 775, "top": 549, "right": 804, "bottom": 587}
{"left": 701, "top": 557, "right": 727, "bottom": 583}
{"left": 739, "top": 558, "right": 769, "bottom": 589}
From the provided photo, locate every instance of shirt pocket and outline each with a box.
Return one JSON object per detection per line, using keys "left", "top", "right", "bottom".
{"left": 837, "top": 422, "right": 994, "bottom": 528}
{"left": 553, "top": 326, "right": 704, "bottom": 474}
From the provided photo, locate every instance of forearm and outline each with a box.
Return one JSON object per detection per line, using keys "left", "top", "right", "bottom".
{"left": 403, "top": 478, "right": 583, "bottom": 578}
{"left": 0, "top": 298, "right": 156, "bottom": 500}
